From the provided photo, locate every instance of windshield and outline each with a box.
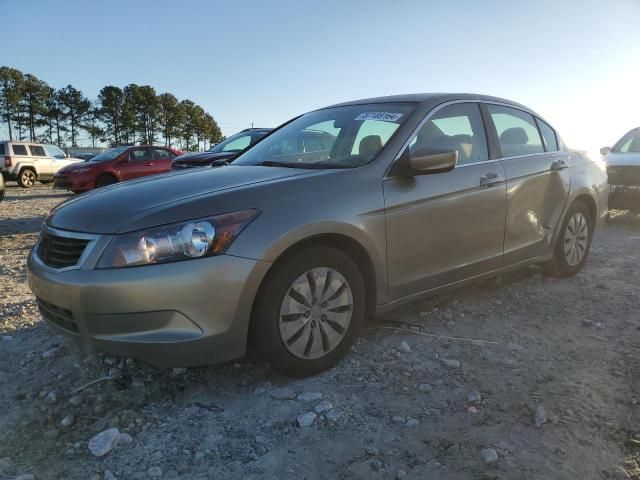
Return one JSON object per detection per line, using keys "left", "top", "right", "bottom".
{"left": 208, "top": 131, "right": 267, "bottom": 153}
{"left": 89, "top": 147, "right": 129, "bottom": 162}
{"left": 232, "top": 103, "right": 415, "bottom": 169}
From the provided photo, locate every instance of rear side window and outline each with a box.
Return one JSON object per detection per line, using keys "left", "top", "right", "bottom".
{"left": 536, "top": 118, "right": 558, "bottom": 152}
{"left": 29, "top": 145, "right": 46, "bottom": 156}
{"left": 222, "top": 135, "right": 251, "bottom": 152}
{"left": 614, "top": 131, "right": 640, "bottom": 153}
{"left": 152, "top": 148, "right": 171, "bottom": 160}
{"left": 487, "top": 105, "right": 544, "bottom": 157}
{"left": 12, "top": 145, "right": 28, "bottom": 155}
{"left": 409, "top": 103, "right": 488, "bottom": 165}
{"left": 129, "top": 148, "right": 152, "bottom": 161}
{"left": 0, "top": 144, "right": 5, "bottom": 155}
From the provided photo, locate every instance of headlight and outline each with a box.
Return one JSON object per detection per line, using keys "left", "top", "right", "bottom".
{"left": 97, "top": 209, "right": 260, "bottom": 268}
{"left": 71, "top": 167, "right": 92, "bottom": 174}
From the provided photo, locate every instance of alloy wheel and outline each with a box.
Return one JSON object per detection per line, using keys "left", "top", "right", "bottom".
{"left": 278, "top": 267, "right": 353, "bottom": 360}
{"left": 21, "top": 170, "right": 35, "bottom": 187}
{"left": 563, "top": 212, "right": 589, "bottom": 266}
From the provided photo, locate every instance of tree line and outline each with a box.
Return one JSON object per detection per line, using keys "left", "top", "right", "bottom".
{"left": 0, "top": 66, "right": 223, "bottom": 150}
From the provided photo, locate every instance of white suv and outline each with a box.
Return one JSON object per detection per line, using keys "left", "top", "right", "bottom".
{"left": 0, "top": 141, "right": 82, "bottom": 188}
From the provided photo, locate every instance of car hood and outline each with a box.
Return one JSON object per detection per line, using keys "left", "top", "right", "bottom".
{"left": 47, "top": 165, "right": 315, "bottom": 234}
{"left": 605, "top": 152, "right": 640, "bottom": 167}
{"left": 57, "top": 161, "right": 98, "bottom": 174}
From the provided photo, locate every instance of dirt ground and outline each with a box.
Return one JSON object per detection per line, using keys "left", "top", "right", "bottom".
{"left": 0, "top": 184, "right": 638, "bottom": 480}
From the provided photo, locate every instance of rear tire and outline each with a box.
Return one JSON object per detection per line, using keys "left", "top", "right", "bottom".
{"left": 250, "top": 246, "right": 366, "bottom": 378}
{"left": 543, "top": 201, "right": 593, "bottom": 277}
{"left": 39, "top": 180, "right": 53, "bottom": 185}
{"left": 18, "top": 168, "right": 37, "bottom": 188}
{"left": 95, "top": 174, "right": 117, "bottom": 189}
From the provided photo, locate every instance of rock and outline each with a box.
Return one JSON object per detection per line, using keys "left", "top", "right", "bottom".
{"left": 0, "top": 457, "right": 12, "bottom": 474}
{"left": 325, "top": 409, "right": 342, "bottom": 422}
{"left": 194, "top": 451, "right": 205, "bottom": 462}
{"left": 314, "top": 400, "right": 333, "bottom": 414}
{"left": 104, "top": 471, "right": 117, "bottom": 480}
{"left": 296, "top": 412, "right": 317, "bottom": 427}
{"left": 1, "top": 335, "right": 12, "bottom": 341}
{"left": 297, "top": 392, "right": 323, "bottom": 402}
{"left": 396, "top": 470, "right": 408, "bottom": 479}
{"left": 69, "top": 396, "right": 83, "bottom": 406}
{"left": 441, "top": 358, "right": 461, "bottom": 369}
{"left": 481, "top": 448, "right": 498, "bottom": 464}
{"left": 467, "top": 390, "right": 482, "bottom": 403}
{"left": 60, "top": 414, "right": 75, "bottom": 428}
{"left": 88, "top": 428, "right": 121, "bottom": 457}
{"left": 398, "top": 341, "right": 412, "bottom": 353}
{"left": 172, "top": 367, "right": 187, "bottom": 375}
{"left": 44, "top": 392, "right": 57, "bottom": 405}
{"left": 534, "top": 406, "right": 548, "bottom": 428}
{"left": 468, "top": 406, "right": 479, "bottom": 414}
{"left": 391, "top": 415, "right": 405, "bottom": 424}
{"left": 148, "top": 466, "right": 163, "bottom": 477}
{"left": 118, "top": 433, "right": 133, "bottom": 445}
{"left": 369, "top": 459, "right": 383, "bottom": 472}
{"left": 442, "top": 312, "right": 454, "bottom": 321}
{"left": 15, "top": 475, "right": 35, "bottom": 480}
{"left": 271, "top": 388, "right": 296, "bottom": 400}
{"left": 42, "top": 346, "right": 62, "bottom": 359}
{"left": 365, "top": 446, "right": 379, "bottom": 456}
{"left": 417, "top": 383, "right": 432, "bottom": 393}
{"left": 405, "top": 418, "right": 420, "bottom": 427}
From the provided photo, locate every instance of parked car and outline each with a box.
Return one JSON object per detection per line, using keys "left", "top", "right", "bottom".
{"left": 53, "top": 145, "right": 182, "bottom": 192}
{"left": 171, "top": 128, "right": 272, "bottom": 170}
{"left": 601, "top": 127, "right": 640, "bottom": 210}
{"left": 0, "top": 173, "right": 4, "bottom": 201}
{"left": 28, "top": 93, "right": 608, "bottom": 377}
{"left": 0, "top": 141, "right": 83, "bottom": 188}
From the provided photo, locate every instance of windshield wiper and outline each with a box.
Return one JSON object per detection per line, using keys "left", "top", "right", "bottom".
{"left": 259, "top": 160, "right": 352, "bottom": 169}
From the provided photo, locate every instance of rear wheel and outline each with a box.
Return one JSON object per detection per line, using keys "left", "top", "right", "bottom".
{"left": 18, "top": 168, "right": 36, "bottom": 188}
{"left": 250, "top": 246, "right": 366, "bottom": 377}
{"left": 39, "top": 180, "right": 53, "bottom": 185}
{"left": 95, "top": 174, "right": 117, "bottom": 189}
{"left": 544, "top": 201, "right": 593, "bottom": 277}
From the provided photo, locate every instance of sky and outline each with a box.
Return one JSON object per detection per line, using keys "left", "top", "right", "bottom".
{"left": 2, "top": 0, "right": 640, "bottom": 155}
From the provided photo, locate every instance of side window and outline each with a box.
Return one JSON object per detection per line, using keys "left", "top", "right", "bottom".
{"left": 12, "top": 145, "right": 28, "bottom": 155}
{"left": 152, "top": 148, "right": 171, "bottom": 160}
{"left": 29, "top": 145, "right": 47, "bottom": 156}
{"left": 0, "top": 144, "right": 5, "bottom": 156}
{"left": 222, "top": 135, "right": 251, "bottom": 152}
{"left": 616, "top": 132, "right": 640, "bottom": 153}
{"left": 129, "top": 148, "right": 151, "bottom": 162}
{"left": 536, "top": 118, "right": 558, "bottom": 152}
{"left": 409, "top": 103, "right": 488, "bottom": 165}
{"left": 487, "top": 105, "right": 544, "bottom": 157}
{"left": 45, "top": 145, "right": 66, "bottom": 159}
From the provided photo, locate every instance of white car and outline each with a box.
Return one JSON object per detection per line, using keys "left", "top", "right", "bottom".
{"left": 0, "top": 141, "right": 83, "bottom": 188}
{"left": 601, "top": 127, "right": 640, "bottom": 210}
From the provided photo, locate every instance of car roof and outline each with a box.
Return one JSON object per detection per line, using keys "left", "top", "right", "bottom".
{"left": 323, "top": 93, "right": 534, "bottom": 113}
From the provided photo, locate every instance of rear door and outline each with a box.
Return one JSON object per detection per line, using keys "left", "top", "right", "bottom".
{"left": 28, "top": 144, "right": 52, "bottom": 178}
{"left": 484, "top": 104, "right": 570, "bottom": 263}
{"left": 383, "top": 102, "right": 507, "bottom": 299}
{"left": 151, "top": 148, "right": 173, "bottom": 173}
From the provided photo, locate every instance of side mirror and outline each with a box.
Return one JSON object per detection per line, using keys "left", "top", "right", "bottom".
{"left": 600, "top": 146, "right": 611, "bottom": 156}
{"left": 118, "top": 155, "right": 131, "bottom": 164}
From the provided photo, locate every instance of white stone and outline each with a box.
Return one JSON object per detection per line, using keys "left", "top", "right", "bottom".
{"left": 88, "top": 428, "right": 121, "bottom": 457}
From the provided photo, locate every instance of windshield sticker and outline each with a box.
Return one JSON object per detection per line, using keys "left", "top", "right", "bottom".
{"left": 355, "top": 112, "right": 404, "bottom": 123}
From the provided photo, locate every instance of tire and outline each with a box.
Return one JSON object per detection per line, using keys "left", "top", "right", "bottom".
{"left": 0, "top": 188, "right": 4, "bottom": 202}
{"left": 95, "top": 174, "right": 117, "bottom": 189}
{"left": 543, "top": 201, "right": 593, "bottom": 277}
{"left": 250, "top": 246, "right": 366, "bottom": 378}
{"left": 18, "top": 168, "right": 37, "bottom": 188}
{"left": 39, "top": 180, "right": 53, "bottom": 185}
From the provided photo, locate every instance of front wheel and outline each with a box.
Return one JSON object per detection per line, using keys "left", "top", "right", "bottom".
{"left": 18, "top": 169, "right": 36, "bottom": 188}
{"left": 250, "top": 246, "right": 366, "bottom": 378}
{"left": 544, "top": 201, "right": 593, "bottom": 277}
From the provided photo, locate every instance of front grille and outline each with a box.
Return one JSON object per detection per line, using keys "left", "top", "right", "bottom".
{"left": 37, "top": 230, "right": 90, "bottom": 269}
{"left": 37, "top": 298, "right": 79, "bottom": 334}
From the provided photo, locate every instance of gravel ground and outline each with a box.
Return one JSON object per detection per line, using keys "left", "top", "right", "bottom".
{"left": 0, "top": 184, "right": 639, "bottom": 480}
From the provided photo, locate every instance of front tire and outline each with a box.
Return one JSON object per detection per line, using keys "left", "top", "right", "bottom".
{"left": 18, "top": 169, "right": 36, "bottom": 188}
{"left": 544, "top": 201, "right": 593, "bottom": 277}
{"left": 95, "top": 174, "right": 118, "bottom": 189}
{"left": 250, "top": 246, "right": 366, "bottom": 378}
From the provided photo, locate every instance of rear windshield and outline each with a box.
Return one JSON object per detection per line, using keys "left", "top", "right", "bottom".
{"left": 12, "top": 144, "right": 27, "bottom": 155}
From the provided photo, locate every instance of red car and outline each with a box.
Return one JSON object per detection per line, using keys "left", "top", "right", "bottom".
{"left": 53, "top": 145, "right": 182, "bottom": 192}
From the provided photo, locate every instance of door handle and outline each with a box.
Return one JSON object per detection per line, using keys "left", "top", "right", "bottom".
{"left": 480, "top": 172, "right": 502, "bottom": 187}
{"left": 551, "top": 159, "right": 568, "bottom": 171}
{"left": 144, "top": 162, "right": 154, "bottom": 166}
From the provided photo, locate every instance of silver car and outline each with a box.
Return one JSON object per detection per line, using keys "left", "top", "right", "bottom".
{"left": 27, "top": 94, "right": 609, "bottom": 377}
{"left": 601, "top": 127, "right": 640, "bottom": 210}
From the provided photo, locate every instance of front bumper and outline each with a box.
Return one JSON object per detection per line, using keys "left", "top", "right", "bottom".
{"left": 608, "top": 184, "right": 640, "bottom": 210}
{"left": 27, "top": 251, "right": 271, "bottom": 367}
{"left": 53, "top": 175, "right": 90, "bottom": 191}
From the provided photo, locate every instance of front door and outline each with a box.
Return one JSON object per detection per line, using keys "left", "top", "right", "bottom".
{"left": 384, "top": 102, "right": 507, "bottom": 300}
{"left": 484, "top": 104, "right": 570, "bottom": 263}
{"left": 28, "top": 144, "right": 53, "bottom": 178}
{"left": 120, "top": 147, "right": 154, "bottom": 180}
